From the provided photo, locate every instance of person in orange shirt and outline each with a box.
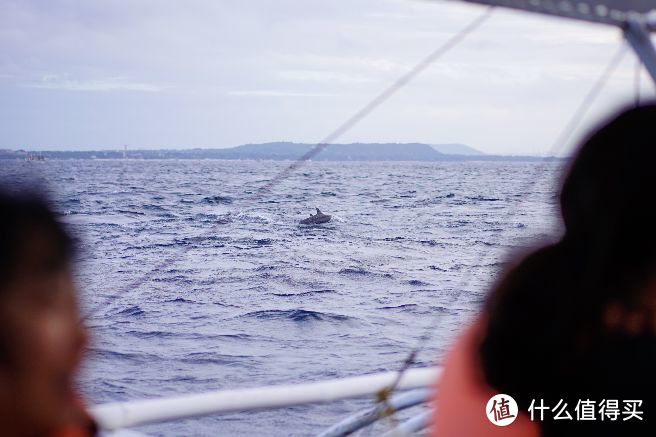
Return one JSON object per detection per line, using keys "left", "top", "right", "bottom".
{"left": 434, "top": 105, "right": 656, "bottom": 436}
{"left": 0, "top": 188, "right": 96, "bottom": 436}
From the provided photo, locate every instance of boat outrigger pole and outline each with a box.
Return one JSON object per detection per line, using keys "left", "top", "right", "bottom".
{"left": 445, "top": 0, "right": 656, "bottom": 84}
{"left": 624, "top": 16, "right": 656, "bottom": 84}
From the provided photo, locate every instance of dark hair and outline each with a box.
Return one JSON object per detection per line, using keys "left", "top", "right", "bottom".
{"left": 0, "top": 187, "right": 74, "bottom": 289}
{"left": 479, "top": 105, "right": 656, "bottom": 434}
{"left": 0, "top": 187, "right": 75, "bottom": 368}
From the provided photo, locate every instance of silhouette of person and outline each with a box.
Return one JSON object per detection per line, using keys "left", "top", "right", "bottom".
{"left": 0, "top": 187, "right": 95, "bottom": 436}
{"left": 433, "top": 105, "right": 656, "bottom": 437}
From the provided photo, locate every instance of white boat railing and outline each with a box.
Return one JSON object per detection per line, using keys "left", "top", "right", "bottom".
{"left": 91, "top": 367, "right": 441, "bottom": 432}
{"left": 317, "top": 388, "right": 432, "bottom": 437}
{"left": 381, "top": 411, "right": 434, "bottom": 437}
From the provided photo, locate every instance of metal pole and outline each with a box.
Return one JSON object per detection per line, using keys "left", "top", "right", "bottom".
{"left": 317, "top": 389, "right": 431, "bottom": 437}
{"left": 380, "top": 411, "right": 433, "bottom": 437}
{"left": 624, "top": 16, "right": 656, "bottom": 85}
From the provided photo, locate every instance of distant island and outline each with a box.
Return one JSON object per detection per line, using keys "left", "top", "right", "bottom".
{"left": 0, "top": 142, "right": 563, "bottom": 161}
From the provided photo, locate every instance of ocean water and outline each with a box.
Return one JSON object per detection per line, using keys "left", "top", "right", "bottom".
{"left": 1, "top": 159, "right": 562, "bottom": 435}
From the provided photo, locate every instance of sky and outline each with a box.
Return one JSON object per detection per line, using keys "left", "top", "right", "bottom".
{"left": 0, "top": 0, "right": 652, "bottom": 155}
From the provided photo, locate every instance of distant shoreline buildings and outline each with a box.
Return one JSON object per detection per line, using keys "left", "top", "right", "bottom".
{"left": 0, "top": 143, "right": 565, "bottom": 162}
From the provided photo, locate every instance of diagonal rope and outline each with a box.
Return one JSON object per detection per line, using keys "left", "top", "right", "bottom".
{"left": 635, "top": 57, "right": 642, "bottom": 107}
{"left": 84, "top": 7, "right": 495, "bottom": 320}
{"left": 378, "top": 41, "right": 628, "bottom": 407}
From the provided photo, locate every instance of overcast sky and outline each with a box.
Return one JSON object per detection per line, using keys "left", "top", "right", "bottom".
{"left": 0, "top": 0, "right": 651, "bottom": 155}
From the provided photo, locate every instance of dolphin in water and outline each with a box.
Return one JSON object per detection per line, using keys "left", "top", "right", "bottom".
{"left": 300, "top": 208, "right": 332, "bottom": 225}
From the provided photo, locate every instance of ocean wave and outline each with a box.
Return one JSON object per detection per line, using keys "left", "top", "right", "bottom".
{"left": 115, "top": 305, "right": 145, "bottom": 317}
{"left": 398, "top": 190, "right": 417, "bottom": 198}
{"left": 338, "top": 267, "right": 369, "bottom": 275}
{"left": 419, "top": 239, "right": 446, "bottom": 247}
{"left": 233, "top": 237, "right": 274, "bottom": 249}
{"left": 189, "top": 213, "right": 219, "bottom": 222}
{"left": 240, "top": 309, "right": 352, "bottom": 323}
{"left": 88, "top": 348, "right": 158, "bottom": 364}
{"left": 152, "top": 275, "right": 195, "bottom": 285}
{"left": 143, "top": 204, "right": 168, "bottom": 212}
{"left": 179, "top": 352, "right": 253, "bottom": 366}
{"left": 115, "top": 209, "right": 146, "bottom": 216}
{"left": 61, "top": 197, "right": 81, "bottom": 205}
{"left": 165, "top": 297, "right": 197, "bottom": 304}
{"left": 465, "top": 195, "right": 501, "bottom": 202}
{"left": 126, "top": 330, "right": 178, "bottom": 339}
{"left": 430, "top": 306, "right": 451, "bottom": 313}
{"left": 176, "top": 235, "right": 229, "bottom": 247}
{"left": 338, "top": 267, "right": 393, "bottom": 279}
{"left": 271, "top": 289, "right": 335, "bottom": 297}
{"left": 414, "top": 193, "right": 456, "bottom": 206}
{"left": 202, "top": 195, "right": 234, "bottom": 205}
{"left": 235, "top": 212, "right": 272, "bottom": 224}
{"left": 443, "top": 220, "right": 472, "bottom": 228}
{"left": 377, "top": 303, "right": 420, "bottom": 312}
{"left": 211, "top": 333, "right": 253, "bottom": 341}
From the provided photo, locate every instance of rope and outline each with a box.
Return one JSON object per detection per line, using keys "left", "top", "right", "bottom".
{"left": 84, "top": 7, "right": 494, "bottom": 320}
{"left": 635, "top": 57, "right": 642, "bottom": 107}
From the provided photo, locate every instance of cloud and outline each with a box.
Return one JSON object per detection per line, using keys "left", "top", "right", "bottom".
{"left": 277, "top": 69, "right": 371, "bottom": 84}
{"left": 22, "top": 75, "right": 162, "bottom": 92}
{"left": 227, "top": 90, "right": 335, "bottom": 97}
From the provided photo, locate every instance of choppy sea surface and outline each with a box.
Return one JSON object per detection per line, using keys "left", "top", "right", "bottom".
{"left": 1, "top": 159, "right": 562, "bottom": 436}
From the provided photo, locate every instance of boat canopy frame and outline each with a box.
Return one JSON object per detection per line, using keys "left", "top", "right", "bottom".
{"left": 446, "top": 0, "right": 656, "bottom": 85}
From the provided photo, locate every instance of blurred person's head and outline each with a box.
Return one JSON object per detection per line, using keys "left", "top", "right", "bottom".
{"left": 0, "top": 187, "right": 88, "bottom": 435}
{"left": 480, "top": 104, "right": 656, "bottom": 414}
{"left": 559, "top": 105, "right": 656, "bottom": 334}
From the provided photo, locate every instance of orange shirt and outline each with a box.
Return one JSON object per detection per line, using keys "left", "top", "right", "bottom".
{"left": 432, "top": 319, "right": 540, "bottom": 437}
{"left": 50, "top": 396, "right": 97, "bottom": 437}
